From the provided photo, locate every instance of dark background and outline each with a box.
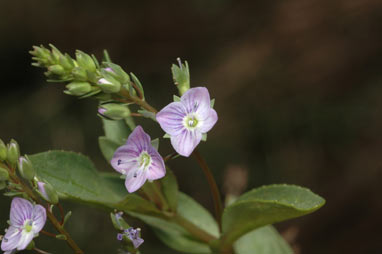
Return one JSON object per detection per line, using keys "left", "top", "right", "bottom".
{"left": 1, "top": 0, "right": 382, "bottom": 253}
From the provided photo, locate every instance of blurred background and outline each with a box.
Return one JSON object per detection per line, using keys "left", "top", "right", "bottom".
{"left": 1, "top": 0, "right": 382, "bottom": 253}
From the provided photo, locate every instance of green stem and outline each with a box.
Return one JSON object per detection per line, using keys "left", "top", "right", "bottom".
{"left": 192, "top": 150, "right": 223, "bottom": 230}
{"left": 171, "top": 214, "right": 217, "bottom": 243}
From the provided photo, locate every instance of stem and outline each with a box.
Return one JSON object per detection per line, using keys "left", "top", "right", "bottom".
{"left": 171, "top": 214, "right": 217, "bottom": 243}
{"left": 40, "top": 230, "right": 57, "bottom": 238}
{"left": 192, "top": 150, "right": 223, "bottom": 230}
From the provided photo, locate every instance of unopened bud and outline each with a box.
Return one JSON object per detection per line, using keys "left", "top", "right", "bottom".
{"left": 7, "top": 139, "right": 20, "bottom": 166}
{"left": 71, "top": 67, "right": 88, "bottom": 81}
{"left": 0, "top": 139, "right": 7, "bottom": 161}
{"left": 97, "top": 77, "right": 121, "bottom": 93}
{"left": 48, "top": 65, "right": 65, "bottom": 76}
{"left": 37, "top": 181, "right": 59, "bottom": 204}
{"left": 75, "top": 50, "right": 96, "bottom": 72}
{"left": 59, "top": 54, "right": 75, "bottom": 70}
{"left": 98, "top": 104, "right": 130, "bottom": 120}
{"left": 17, "top": 156, "right": 35, "bottom": 180}
{"left": 110, "top": 211, "right": 130, "bottom": 230}
{"left": 0, "top": 167, "right": 9, "bottom": 181}
{"left": 65, "top": 82, "right": 92, "bottom": 96}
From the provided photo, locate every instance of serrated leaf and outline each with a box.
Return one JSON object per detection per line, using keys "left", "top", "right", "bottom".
{"left": 234, "top": 226, "right": 292, "bottom": 254}
{"left": 220, "top": 184, "right": 325, "bottom": 249}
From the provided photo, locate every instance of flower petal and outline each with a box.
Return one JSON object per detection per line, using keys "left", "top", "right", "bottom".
{"left": 111, "top": 146, "right": 139, "bottom": 173}
{"left": 124, "top": 170, "right": 148, "bottom": 193}
{"left": 31, "top": 204, "right": 46, "bottom": 233}
{"left": 170, "top": 129, "right": 202, "bottom": 157}
{"left": 181, "top": 87, "right": 211, "bottom": 117}
{"left": 1, "top": 226, "right": 21, "bottom": 251}
{"left": 198, "top": 108, "right": 218, "bottom": 133}
{"left": 10, "top": 198, "right": 33, "bottom": 227}
{"left": 126, "top": 126, "right": 152, "bottom": 154}
{"left": 16, "top": 231, "right": 34, "bottom": 250}
{"left": 147, "top": 148, "right": 166, "bottom": 181}
{"left": 156, "top": 102, "right": 187, "bottom": 136}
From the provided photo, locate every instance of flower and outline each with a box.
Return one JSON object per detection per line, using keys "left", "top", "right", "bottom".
{"left": 111, "top": 126, "right": 166, "bottom": 193}
{"left": 117, "top": 227, "right": 144, "bottom": 249}
{"left": 1, "top": 198, "right": 46, "bottom": 253}
{"left": 156, "top": 87, "right": 218, "bottom": 157}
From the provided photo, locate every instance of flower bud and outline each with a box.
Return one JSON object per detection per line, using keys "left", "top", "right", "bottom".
{"left": 7, "top": 139, "right": 20, "bottom": 166}
{"left": 110, "top": 211, "right": 130, "bottom": 230}
{"left": 97, "top": 77, "right": 121, "bottom": 93}
{"left": 37, "top": 181, "right": 59, "bottom": 204}
{"left": 0, "top": 139, "right": 7, "bottom": 161}
{"left": 98, "top": 104, "right": 130, "bottom": 120}
{"left": 17, "top": 156, "right": 35, "bottom": 180}
{"left": 75, "top": 50, "right": 96, "bottom": 72}
{"left": 0, "top": 167, "right": 9, "bottom": 181}
{"left": 171, "top": 58, "right": 190, "bottom": 95}
{"left": 65, "top": 82, "right": 92, "bottom": 96}
{"left": 71, "top": 67, "right": 88, "bottom": 81}
{"left": 59, "top": 54, "right": 75, "bottom": 70}
{"left": 48, "top": 65, "right": 65, "bottom": 76}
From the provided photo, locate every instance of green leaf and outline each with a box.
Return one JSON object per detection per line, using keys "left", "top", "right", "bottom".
{"left": 127, "top": 192, "right": 219, "bottom": 254}
{"left": 98, "top": 136, "right": 120, "bottom": 162}
{"left": 221, "top": 184, "right": 325, "bottom": 249}
{"left": 234, "top": 226, "right": 292, "bottom": 254}
{"left": 102, "top": 118, "right": 130, "bottom": 145}
{"left": 30, "top": 151, "right": 126, "bottom": 207}
{"left": 160, "top": 168, "right": 178, "bottom": 212}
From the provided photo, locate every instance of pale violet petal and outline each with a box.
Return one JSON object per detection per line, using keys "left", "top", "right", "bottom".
{"left": 111, "top": 146, "right": 140, "bottom": 173}
{"left": 181, "top": 87, "right": 211, "bottom": 117}
{"left": 170, "top": 129, "right": 202, "bottom": 157}
{"left": 198, "top": 108, "right": 218, "bottom": 133}
{"left": 1, "top": 226, "right": 21, "bottom": 251}
{"left": 147, "top": 148, "right": 166, "bottom": 181}
{"left": 132, "top": 237, "right": 144, "bottom": 249}
{"left": 10, "top": 198, "right": 33, "bottom": 227}
{"left": 124, "top": 170, "right": 148, "bottom": 193}
{"left": 126, "top": 126, "right": 152, "bottom": 153}
{"left": 31, "top": 204, "right": 46, "bottom": 233}
{"left": 156, "top": 101, "right": 187, "bottom": 136}
{"left": 16, "top": 231, "right": 34, "bottom": 250}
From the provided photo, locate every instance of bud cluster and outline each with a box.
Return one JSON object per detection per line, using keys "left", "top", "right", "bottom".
{"left": 30, "top": 44, "right": 143, "bottom": 101}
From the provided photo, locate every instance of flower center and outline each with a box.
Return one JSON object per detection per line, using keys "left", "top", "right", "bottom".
{"left": 23, "top": 220, "right": 33, "bottom": 233}
{"left": 139, "top": 152, "right": 151, "bottom": 169}
{"left": 184, "top": 115, "right": 199, "bottom": 129}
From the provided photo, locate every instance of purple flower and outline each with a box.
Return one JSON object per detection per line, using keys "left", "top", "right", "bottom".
{"left": 111, "top": 126, "right": 166, "bottom": 193}
{"left": 1, "top": 198, "right": 46, "bottom": 253}
{"left": 156, "top": 87, "right": 218, "bottom": 157}
{"left": 117, "top": 227, "right": 144, "bottom": 249}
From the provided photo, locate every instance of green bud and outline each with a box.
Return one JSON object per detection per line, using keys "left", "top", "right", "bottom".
{"left": 0, "top": 181, "right": 6, "bottom": 190}
{"left": 98, "top": 104, "right": 130, "bottom": 120}
{"left": 7, "top": 139, "right": 20, "bottom": 166}
{"left": 0, "top": 167, "right": 9, "bottom": 181}
{"left": 110, "top": 212, "right": 130, "bottom": 230}
{"left": 97, "top": 76, "right": 121, "bottom": 93}
{"left": 71, "top": 67, "right": 88, "bottom": 81}
{"left": 0, "top": 139, "right": 7, "bottom": 161}
{"left": 76, "top": 50, "right": 96, "bottom": 72}
{"left": 171, "top": 58, "right": 190, "bottom": 95}
{"left": 48, "top": 65, "right": 65, "bottom": 76}
{"left": 37, "top": 181, "right": 59, "bottom": 204}
{"left": 49, "top": 44, "right": 64, "bottom": 62}
{"left": 65, "top": 82, "right": 92, "bottom": 96}
{"left": 102, "top": 63, "right": 130, "bottom": 83}
{"left": 59, "top": 54, "right": 75, "bottom": 70}
{"left": 17, "top": 155, "right": 35, "bottom": 180}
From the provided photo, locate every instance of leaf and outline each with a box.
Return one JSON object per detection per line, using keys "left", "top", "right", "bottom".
{"left": 160, "top": 168, "right": 178, "bottom": 212}
{"left": 98, "top": 136, "right": 120, "bottom": 162}
{"left": 30, "top": 151, "right": 159, "bottom": 216}
{"left": 30, "top": 151, "right": 126, "bottom": 207}
{"left": 220, "top": 184, "right": 325, "bottom": 248}
{"left": 102, "top": 118, "right": 131, "bottom": 145}
{"left": 127, "top": 192, "right": 219, "bottom": 254}
{"left": 234, "top": 226, "right": 293, "bottom": 254}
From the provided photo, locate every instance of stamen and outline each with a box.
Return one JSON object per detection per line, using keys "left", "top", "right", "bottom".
{"left": 118, "top": 159, "right": 122, "bottom": 165}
